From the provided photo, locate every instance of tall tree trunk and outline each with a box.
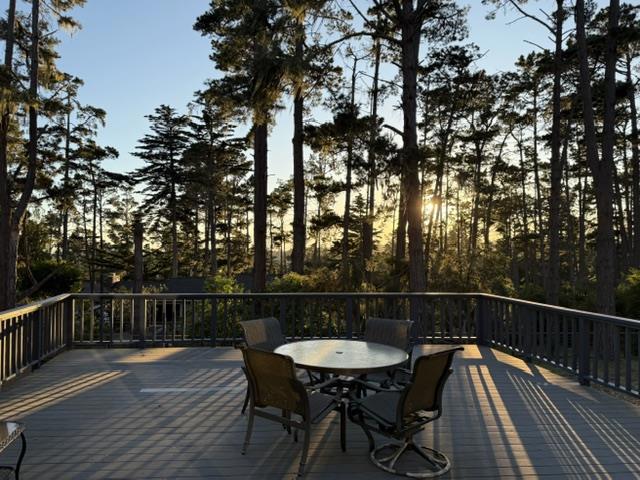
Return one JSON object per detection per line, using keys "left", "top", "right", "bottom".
{"left": 613, "top": 165, "right": 629, "bottom": 273}
{"left": 469, "top": 142, "right": 483, "bottom": 259}
{"left": 193, "top": 204, "right": 199, "bottom": 274}
{"left": 291, "top": 23, "right": 306, "bottom": 274}
{"left": 226, "top": 191, "right": 232, "bottom": 276}
{"left": 362, "top": 39, "right": 381, "bottom": 282}
{"left": 133, "top": 218, "right": 144, "bottom": 339}
{"left": 575, "top": 0, "right": 619, "bottom": 314}
{"left": 401, "top": 2, "right": 426, "bottom": 293}
{"left": 0, "top": 0, "right": 18, "bottom": 310}
{"left": 627, "top": 54, "right": 640, "bottom": 268}
{"left": 170, "top": 152, "right": 179, "bottom": 277}
{"left": 341, "top": 58, "right": 357, "bottom": 289}
{"left": 253, "top": 123, "right": 268, "bottom": 293}
{"left": 577, "top": 158, "right": 588, "bottom": 289}
{"left": 395, "top": 182, "right": 407, "bottom": 263}
{"left": 91, "top": 173, "right": 97, "bottom": 292}
{"left": 532, "top": 86, "right": 544, "bottom": 270}
{"left": 0, "top": 0, "right": 40, "bottom": 308}
{"left": 62, "top": 101, "right": 71, "bottom": 259}
{"left": 516, "top": 133, "right": 530, "bottom": 285}
{"left": 546, "top": 0, "right": 565, "bottom": 305}
{"left": 484, "top": 164, "right": 498, "bottom": 248}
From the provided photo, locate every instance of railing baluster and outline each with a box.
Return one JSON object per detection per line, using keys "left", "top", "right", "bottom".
{"left": 593, "top": 322, "right": 600, "bottom": 382}
{"left": 89, "top": 299, "right": 94, "bottom": 343}
{"left": 614, "top": 325, "right": 621, "bottom": 388}
{"left": 182, "top": 299, "right": 187, "bottom": 342}
{"left": 210, "top": 298, "right": 217, "bottom": 346}
{"left": 162, "top": 300, "right": 167, "bottom": 346}
{"left": 603, "top": 323, "right": 610, "bottom": 384}
{"left": 119, "top": 299, "right": 124, "bottom": 343}
{"left": 346, "top": 297, "right": 353, "bottom": 340}
{"left": 624, "top": 327, "right": 631, "bottom": 392}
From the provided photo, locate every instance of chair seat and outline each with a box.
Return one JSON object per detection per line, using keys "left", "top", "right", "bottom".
{"left": 357, "top": 391, "right": 401, "bottom": 426}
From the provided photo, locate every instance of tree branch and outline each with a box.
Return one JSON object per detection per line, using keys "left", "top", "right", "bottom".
{"left": 505, "top": 0, "right": 554, "bottom": 34}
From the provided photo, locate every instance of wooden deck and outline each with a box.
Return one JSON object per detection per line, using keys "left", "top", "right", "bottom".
{"left": 0, "top": 345, "right": 639, "bottom": 479}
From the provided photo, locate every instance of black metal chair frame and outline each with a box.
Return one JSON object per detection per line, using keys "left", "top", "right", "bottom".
{"left": 241, "top": 348, "right": 346, "bottom": 477}
{"left": 348, "top": 347, "right": 463, "bottom": 478}
{"left": 0, "top": 431, "right": 26, "bottom": 480}
{"left": 238, "top": 318, "right": 323, "bottom": 414}
{"left": 359, "top": 317, "right": 414, "bottom": 393}
{"left": 237, "top": 317, "right": 286, "bottom": 415}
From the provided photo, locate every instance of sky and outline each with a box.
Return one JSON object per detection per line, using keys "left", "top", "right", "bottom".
{"left": 48, "top": 0, "right": 606, "bottom": 190}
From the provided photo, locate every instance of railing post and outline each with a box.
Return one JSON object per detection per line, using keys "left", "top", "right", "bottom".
{"left": 210, "top": 298, "right": 217, "bottom": 347}
{"left": 475, "top": 295, "right": 486, "bottom": 346}
{"left": 33, "top": 309, "right": 43, "bottom": 369}
{"left": 64, "top": 297, "right": 74, "bottom": 350}
{"left": 279, "top": 297, "right": 287, "bottom": 339}
{"left": 346, "top": 297, "right": 353, "bottom": 339}
{"left": 523, "top": 307, "right": 533, "bottom": 363}
{"left": 578, "top": 316, "right": 591, "bottom": 386}
{"left": 135, "top": 298, "right": 146, "bottom": 349}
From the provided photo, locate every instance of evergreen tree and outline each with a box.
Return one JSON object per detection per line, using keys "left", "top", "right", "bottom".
{"left": 132, "top": 105, "right": 191, "bottom": 278}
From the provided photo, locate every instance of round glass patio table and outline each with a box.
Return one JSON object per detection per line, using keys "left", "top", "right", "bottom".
{"left": 274, "top": 339, "right": 408, "bottom": 376}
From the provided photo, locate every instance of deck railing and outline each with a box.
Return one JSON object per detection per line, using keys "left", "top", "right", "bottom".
{"left": 0, "top": 294, "right": 73, "bottom": 384}
{"left": 70, "top": 292, "right": 478, "bottom": 346}
{"left": 481, "top": 294, "right": 640, "bottom": 397}
{"left": 0, "top": 292, "right": 638, "bottom": 398}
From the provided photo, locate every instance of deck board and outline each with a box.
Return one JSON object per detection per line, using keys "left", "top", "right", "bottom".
{"left": 0, "top": 345, "right": 639, "bottom": 479}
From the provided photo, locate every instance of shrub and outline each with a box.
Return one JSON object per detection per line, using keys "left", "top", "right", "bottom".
{"left": 205, "top": 274, "right": 244, "bottom": 293}
{"left": 17, "top": 260, "right": 82, "bottom": 300}
{"left": 617, "top": 269, "right": 640, "bottom": 319}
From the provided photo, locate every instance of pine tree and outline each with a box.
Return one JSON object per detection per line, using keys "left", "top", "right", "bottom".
{"left": 133, "top": 105, "right": 192, "bottom": 278}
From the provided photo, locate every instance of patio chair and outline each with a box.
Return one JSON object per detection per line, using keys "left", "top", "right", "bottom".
{"left": 241, "top": 348, "right": 346, "bottom": 477}
{"left": 238, "top": 317, "right": 286, "bottom": 414}
{"left": 239, "top": 317, "right": 286, "bottom": 352}
{"left": 348, "top": 346, "right": 463, "bottom": 478}
{"left": 360, "top": 317, "right": 413, "bottom": 390}
{"left": 364, "top": 317, "right": 413, "bottom": 351}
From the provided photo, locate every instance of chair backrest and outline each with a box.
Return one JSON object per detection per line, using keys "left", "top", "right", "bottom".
{"left": 364, "top": 317, "right": 413, "bottom": 351}
{"left": 241, "top": 348, "right": 307, "bottom": 415}
{"left": 399, "top": 347, "right": 463, "bottom": 423}
{"left": 239, "top": 317, "right": 286, "bottom": 352}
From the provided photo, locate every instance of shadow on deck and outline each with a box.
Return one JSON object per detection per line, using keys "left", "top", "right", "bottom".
{"left": 0, "top": 345, "right": 639, "bottom": 479}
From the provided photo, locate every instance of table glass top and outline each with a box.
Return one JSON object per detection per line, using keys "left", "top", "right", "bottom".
{"left": 275, "top": 339, "right": 408, "bottom": 374}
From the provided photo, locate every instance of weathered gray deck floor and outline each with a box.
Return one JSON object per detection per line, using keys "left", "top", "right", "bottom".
{"left": 0, "top": 345, "right": 639, "bottom": 479}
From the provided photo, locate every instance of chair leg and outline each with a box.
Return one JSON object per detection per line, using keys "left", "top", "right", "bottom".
{"left": 242, "top": 405, "right": 255, "bottom": 455}
{"left": 298, "top": 423, "right": 311, "bottom": 477}
{"left": 241, "top": 386, "right": 250, "bottom": 415}
{"left": 339, "top": 402, "right": 346, "bottom": 453}
{"left": 283, "top": 410, "right": 291, "bottom": 434}
{"left": 14, "top": 433, "right": 26, "bottom": 480}
{"left": 347, "top": 404, "right": 375, "bottom": 452}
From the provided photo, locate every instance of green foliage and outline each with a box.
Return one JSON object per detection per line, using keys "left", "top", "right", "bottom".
{"left": 268, "top": 272, "right": 312, "bottom": 292}
{"left": 205, "top": 275, "right": 244, "bottom": 293}
{"left": 267, "top": 269, "right": 340, "bottom": 293}
{"left": 616, "top": 269, "right": 640, "bottom": 319}
{"left": 17, "top": 260, "right": 82, "bottom": 299}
